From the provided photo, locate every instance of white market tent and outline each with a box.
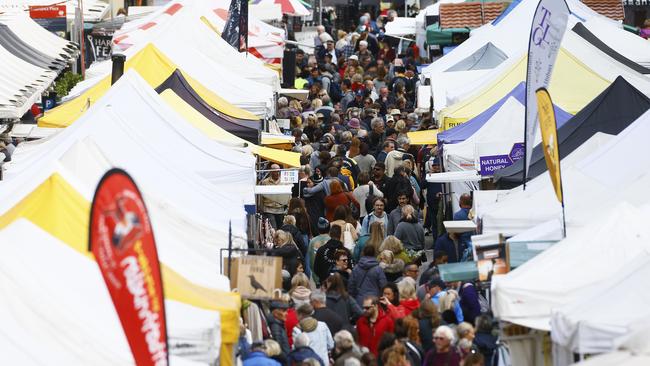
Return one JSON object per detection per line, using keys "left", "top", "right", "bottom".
{"left": 0, "top": 12, "right": 78, "bottom": 63}
{"left": 491, "top": 202, "right": 650, "bottom": 331}
{"left": 385, "top": 17, "right": 418, "bottom": 37}
{"left": 421, "top": 0, "right": 611, "bottom": 75}
{"left": 109, "top": 0, "right": 279, "bottom": 90}
{"left": 573, "top": 327, "right": 650, "bottom": 366}
{"left": 2, "top": 70, "right": 255, "bottom": 289}
{"left": 442, "top": 97, "right": 531, "bottom": 172}
{"left": 476, "top": 131, "right": 615, "bottom": 236}
{"left": 450, "top": 30, "right": 650, "bottom": 107}
{"left": 76, "top": 0, "right": 277, "bottom": 116}
{"left": 0, "top": 12, "right": 79, "bottom": 118}
{"left": 551, "top": 254, "right": 650, "bottom": 357}
{"left": 0, "top": 218, "right": 217, "bottom": 365}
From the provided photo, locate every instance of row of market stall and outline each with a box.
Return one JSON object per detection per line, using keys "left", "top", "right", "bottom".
{"left": 0, "top": 12, "right": 77, "bottom": 118}
{"left": 0, "top": 1, "right": 302, "bottom": 364}
{"left": 413, "top": 0, "right": 650, "bottom": 364}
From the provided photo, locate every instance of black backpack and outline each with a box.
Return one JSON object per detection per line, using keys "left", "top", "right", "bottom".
{"left": 365, "top": 184, "right": 378, "bottom": 215}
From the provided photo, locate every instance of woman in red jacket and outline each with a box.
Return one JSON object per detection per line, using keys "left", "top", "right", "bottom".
{"left": 381, "top": 277, "right": 420, "bottom": 319}
{"left": 324, "top": 180, "right": 359, "bottom": 222}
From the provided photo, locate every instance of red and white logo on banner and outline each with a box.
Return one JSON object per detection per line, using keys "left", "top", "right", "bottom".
{"left": 89, "top": 168, "right": 168, "bottom": 366}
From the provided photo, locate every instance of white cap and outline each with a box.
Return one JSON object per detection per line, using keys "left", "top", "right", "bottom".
{"left": 348, "top": 55, "right": 359, "bottom": 61}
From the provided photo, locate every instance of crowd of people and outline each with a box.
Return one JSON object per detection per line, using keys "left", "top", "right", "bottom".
{"left": 244, "top": 10, "right": 498, "bottom": 366}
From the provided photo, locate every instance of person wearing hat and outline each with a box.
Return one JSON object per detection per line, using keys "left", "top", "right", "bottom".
{"left": 347, "top": 117, "right": 361, "bottom": 131}
{"left": 243, "top": 341, "right": 281, "bottom": 366}
{"left": 307, "top": 218, "right": 330, "bottom": 284}
{"left": 267, "top": 301, "right": 291, "bottom": 357}
{"left": 292, "top": 304, "right": 334, "bottom": 366}
{"left": 347, "top": 89, "right": 366, "bottom": 110}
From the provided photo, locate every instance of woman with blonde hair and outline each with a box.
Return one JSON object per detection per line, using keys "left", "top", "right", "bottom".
{"left": 380, "top": 235, "right": 412, "bottom": 264}
{"left": 270, "top": 230, "right": 304, "bottom": 277}
{"left": 439, "top": 289, "right": 463, "bottom": 325}
{"left": 354, "top": 221, "right": 384, "bottom": 263}
{"left": 263, "top": 339, "right": 287, "bottom": 365}
{"left": 378, "top": 249, "right": 404, "bottom": 282}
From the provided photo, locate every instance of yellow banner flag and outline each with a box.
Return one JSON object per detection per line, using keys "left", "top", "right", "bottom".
{"left": 535, "top": 88, "right": 563, "bottom": 203}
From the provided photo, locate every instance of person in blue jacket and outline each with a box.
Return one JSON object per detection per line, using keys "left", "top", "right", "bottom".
{"left": 243, "top": 341, "right": 281, "bottom": 366}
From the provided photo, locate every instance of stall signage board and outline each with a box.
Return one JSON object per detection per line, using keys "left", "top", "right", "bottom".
{"left": 29, "top": 5, "right": 66, "bottom": 33}
{"left": 225, "top": 256, "right": 282, "bottom": 299}
{"left": 478, "top": 143, "right": 524, "bottom": 176}
{"left": 280, "top": 170, "right": 299, "bottom": 184}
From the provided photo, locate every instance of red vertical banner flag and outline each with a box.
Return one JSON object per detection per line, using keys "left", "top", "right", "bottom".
{"left": 89, "top": 168, "right": 168, "bottom": 366}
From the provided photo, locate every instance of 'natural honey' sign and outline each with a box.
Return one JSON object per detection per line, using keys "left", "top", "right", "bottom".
{"left": 225, "top": 256, "right": 282, "bottom": 299}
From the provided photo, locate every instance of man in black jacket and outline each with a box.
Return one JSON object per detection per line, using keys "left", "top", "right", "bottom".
{"left": 310, "top": 290, "right": 345, "bottom": 336}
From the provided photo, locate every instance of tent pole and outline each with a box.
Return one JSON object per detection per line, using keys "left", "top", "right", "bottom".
{"left": 227, "top": 220, "right": 233, "bottom": 281}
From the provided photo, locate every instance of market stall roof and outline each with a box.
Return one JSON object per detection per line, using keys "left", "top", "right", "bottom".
{"left": 0, "top": 24, "right": 66, "bottom": 70}
{"left": 572, "top": 327, "right": 650, "bottom": 366}
{"left": 38, "top": 44, "right": 260, "bottom": 128}
{"left": 581, "top": 0, "right": 624, "bottom": 21}
{"left": 0, "top": 40, "right": 57, "bottom": 119}
{"left": 480, "top": 105, "right": 650, "bottom": 238}
{"left": 106, "top": 0, "right": 280, "bottom": 90}
{"left": 436, "top": 27, "right": 650, "bottom": 119}
{"left": 476, "top": 132, "right": 615, "bottom": 236}
{"left": 385, "top": 17, "right": 418, "bottom": 36}
{"left": 491, "top": 203, "right": 650, "bottom": 331}
{"left": 421, "top": 0, "right": 614, "bottom": 76}
{"left": 437, "top": 47, "right": 610, "bottom": 129}
{"left": 439, "top": 1, "right": 507, "bottom": 29}
{"left": 10, "top": 71, "right": 256, "bottom": 289}
{"left": 407, "top": 129, "right": 439, "bottom": 145}
{"left": 442, "top": 96, "right": 571, "bottom": 172}
{"left": 426, "top": 171, "right": 482, "bottom": 183}
{"left": 445, "top": 42, "right": 507, "bottom": 72}
{"left": 250, "top": 0, "right": 310, "bottom": 17}
{"left": 551, "top": 254, "right": 650, "bottom": 354}
{"left": 160, "top": 89, "right": 301, "bottom": 167}
{"left": 0, "top": 12, "right": 79, "bottom": 59}
{"left": 0, "top": 218, "right": 221, "bottom": 365}
{"left": 571, "top": 22, "right": 650, "bottom": 74}
{"left": 155, "top": 70, "right": 260, "bottom": 144}
{"left": 494, "top": 76, "right": 650, "bottom": 188}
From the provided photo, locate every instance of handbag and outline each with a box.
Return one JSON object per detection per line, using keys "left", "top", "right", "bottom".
{"left": 342, "top": 223, "right": 355, "bottom": 252}
{"left": 347, "top": 193, "right": 360, "bottom": 219}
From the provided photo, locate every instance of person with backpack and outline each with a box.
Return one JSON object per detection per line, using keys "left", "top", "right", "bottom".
{"left": 360, "top": 197, "right": 389, "bottom": 236}
{"left": 313, "top": 225, "right": 351, "bottom": 286}
{"left": 352, "top": 173, "right": 384, "bottom": 217}
{"left": 348, "top": 245, "right": 387, "bottom": 306}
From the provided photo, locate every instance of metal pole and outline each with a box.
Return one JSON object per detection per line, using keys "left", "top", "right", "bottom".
{"left": 318, "top": 0, "right": 322, "bottom": 26}
{"left": 227, "top": 220, "right": 233, "bottom": 280}
{"left": 79, "top": 0, "right": 86, "bottom": 78}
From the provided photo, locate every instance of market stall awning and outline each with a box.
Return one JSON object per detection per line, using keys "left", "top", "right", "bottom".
{"left": 161, "top": 89, "right": 300, "bottom": 167}
{"left": 407, "top": 129, "right": 439, "bottom": 145}
{"left": 38, "top": 44, "right": 259, "bottom": 128}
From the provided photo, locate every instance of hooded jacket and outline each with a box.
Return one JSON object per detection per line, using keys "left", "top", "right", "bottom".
{"left": 386, "top": 298, "right": 420, "bottom": 319}
{"left": 394, "top": 218, "right": 425, "bottom": 251}
{"left": 325, "top": 291, "right": 363, "bottom": 325}
{"left": 348, "top": 256, "right": 387, "bottom": 305}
